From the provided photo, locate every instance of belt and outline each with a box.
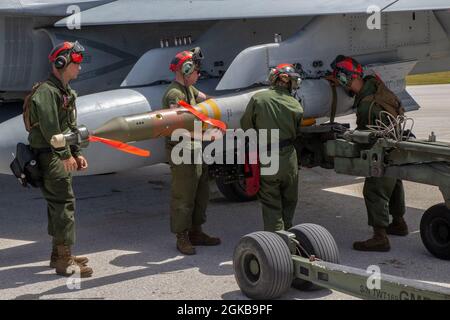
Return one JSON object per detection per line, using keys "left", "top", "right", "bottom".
{"left": 266, "top": 139, "right": 294, "bottom": 152}
{"left": 31, "top": 147, "right": 52, "bottom": 154}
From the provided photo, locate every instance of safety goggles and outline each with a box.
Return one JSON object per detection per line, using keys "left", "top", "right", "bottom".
{"left": 70, "top": 41, "right": 85, "bottom": 64}
{"left": 190, "top": 47, "right": 204, "bottom": 69}
{"left": 335, "top": 69, "right": 352, "bottom": 87}
{"left": 284, "top": 67, "right": 301, "bottom": 88}
{"left": 292, "top": 76, "right": 302, "bottom": 89}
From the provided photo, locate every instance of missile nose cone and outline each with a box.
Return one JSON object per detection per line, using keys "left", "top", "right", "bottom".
{"left": 92, "top": 116, "right": 130, "bottom": 142}
{"left": 0, "top": 115, "right": 28, "bottom": 175}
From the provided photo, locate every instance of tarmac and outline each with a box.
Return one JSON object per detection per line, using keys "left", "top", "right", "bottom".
{"left": 0, "top": 84, "right": 449, "bottom": 300}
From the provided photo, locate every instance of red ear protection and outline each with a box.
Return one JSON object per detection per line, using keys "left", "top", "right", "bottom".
{"left": 169, "top": 51, "right": 193, "bottom": 72}
{"left": 49, "top": 41, "right": 84, "bottom": 69}
{"left": 331, "top": 56, "right": 364, "bottom": 87}
{"left": 71, "top": 52, "right": 83, "bottom": 64}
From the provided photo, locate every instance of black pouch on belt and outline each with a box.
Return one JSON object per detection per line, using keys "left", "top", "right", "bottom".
{"left": 9, "top": 143, "right": 43, "bottom": 188}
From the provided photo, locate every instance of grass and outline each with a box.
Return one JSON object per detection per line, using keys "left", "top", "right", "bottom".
{"left": 406, "top": 71, "right": 450, "bottom": 86}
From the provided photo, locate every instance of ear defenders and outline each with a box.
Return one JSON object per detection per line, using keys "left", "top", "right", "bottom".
{"left": 170, "top": 48, "right": 203, "bottom": 76}
{"left": 49, "top": 41, "right": 85, "bottom": 69}
{"left": 335, "top": 70, "right": 352, "bottom": 87}
{"left": 181, "top": 60, "right": 196, "bottom": 76}
{"left": 54, "top": 55, "right": 69, "bottom": 69}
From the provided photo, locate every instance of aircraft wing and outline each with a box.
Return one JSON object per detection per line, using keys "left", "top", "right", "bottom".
{"left": 385, "top": 0, "right": 450, "bottom": 12}
{"left": 0, "top": 0, "right": 115, "bottom": 16}
{"left": 55, "top": 0, "right": 450, "bottom": 27}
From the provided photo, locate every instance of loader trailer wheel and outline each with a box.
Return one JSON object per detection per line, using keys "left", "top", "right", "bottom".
{"left": 288, "top": 223, "right": 340, "bottom": 290}
{"left": 420, "top": 203, "right": 450, "bottom": 260}
{"left": 233, "top": 232, "right": 293, "bottom": 299}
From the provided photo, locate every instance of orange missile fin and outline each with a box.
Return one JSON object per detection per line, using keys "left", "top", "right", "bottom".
{"left": 178, "top": 100, "right": 227, "bottom": 132}
{"left": 89, "top": 135, "right": 150, "bottom": 157}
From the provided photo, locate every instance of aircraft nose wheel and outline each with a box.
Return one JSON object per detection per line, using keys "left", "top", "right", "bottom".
{"left": 420, "top": 203, "right": 450, "bottom": 260}
{"left": 233, "top": 232, "right": 293, "bottom": 299}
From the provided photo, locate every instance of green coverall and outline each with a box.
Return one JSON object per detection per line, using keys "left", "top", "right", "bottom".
{"left": 162, "top": 81, "right": 209, "bottom": 234}
{"left": 355, "top": 76, "right": 406, "bottom": 228}
{"left": 28, "top": 74, "right": 82, "bottom": 246}
{"left": 241, "top": 86, "right": 304, "bottom": 232}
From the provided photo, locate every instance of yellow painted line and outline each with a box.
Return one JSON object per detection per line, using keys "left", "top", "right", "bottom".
{"left": 204, "top": 99, "right": 222, "bottom": 120}
{"left": 196, "top": 103, "right": 209, "bottom": 116}
{"left": 196, "top": 103, "right": 209, "bottom": 130}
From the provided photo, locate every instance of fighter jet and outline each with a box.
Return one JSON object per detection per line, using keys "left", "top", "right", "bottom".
{"left": 0, "top": 0, "right": 450, "bottom": 200}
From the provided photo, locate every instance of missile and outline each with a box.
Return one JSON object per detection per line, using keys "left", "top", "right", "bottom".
{"left": 53, "top": 79, "right": 355, "bottom": 147}
{"left": 92, "top": 79, "right": 355, "bottom": 143}
{"left": 91, "top": 93, "right": 257, "bottom": 143}
{"left": 1, "top": 78, "right": 355, "bottom": 175}
{"left": 92, "top": 102, "right": 214, "bottom": 142}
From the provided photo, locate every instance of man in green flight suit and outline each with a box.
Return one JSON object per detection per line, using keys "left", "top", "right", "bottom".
{"left": 241, "top": 63, "right": 303, "bottom": 232}
{"left": 28, "top": 41, "right": 93, "bottom": 277}
{"left": 332, "top": 55, "right": 408, "bottom": 252}
{"left": 162, "top": 48, "right": 221, "bottom": 255}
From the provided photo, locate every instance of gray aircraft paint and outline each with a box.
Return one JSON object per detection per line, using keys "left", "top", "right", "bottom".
{"left": 54, "top": 0, "right": 405, "bottom": 26}
{"left": 1, "top": 1, "right": 449, "bottom": 97}
{"left": 217, "top": 12, "right": 450, "bottom": 90}
{"left": 0, "top": 0, "right": 114, "bottom": 16}
{"left": 0, "top": 0, "right": 449, "bottom": 176}
{"left": 122, "top": 17, "right": 312, "bottom": 87}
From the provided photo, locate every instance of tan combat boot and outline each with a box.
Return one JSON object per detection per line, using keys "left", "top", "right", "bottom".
{"left": 176, "top": 231, "right": 196, "bottom": 255}
{"left": 353, "top": 227, "right": 391, "bottom": 252}
{"left": 189, "top": 225, "right": 221, "bottom": 246}
{"left": 50, "top": 246, "right": 89, "bottom": 268}
{"left": 55, "top": 245, "right": 93, "bottom": 278}
{"left": 386, "top": 217, "right": 409, "bottom": 236}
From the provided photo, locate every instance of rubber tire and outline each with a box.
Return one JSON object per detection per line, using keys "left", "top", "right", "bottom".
{"left": 216, "top": 177, "right": 257, "bottom": 202}
{"left": 233, "top": 231, "right": 294, "bottom": 299}
{"left": 288, "top": 223, "right": 340, "bottom": 290}
{"left": 420, "top": 203, "right": 450, "bottom": 260}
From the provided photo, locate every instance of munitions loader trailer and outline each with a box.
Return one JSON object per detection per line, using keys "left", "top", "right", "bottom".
{"left": 233, "top": 122, "right": 450, "bottom": 300}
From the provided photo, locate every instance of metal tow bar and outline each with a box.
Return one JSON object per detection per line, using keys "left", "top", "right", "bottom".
{"left": 291, "top": 253, "right": 450, "bottom": 300}
{"left": 233, "top": 229, "right": 450, "bottom": 300}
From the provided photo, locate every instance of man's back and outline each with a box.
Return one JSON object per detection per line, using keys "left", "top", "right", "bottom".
{"left": 242, "top": 87, "right": 303, "bottom": 142}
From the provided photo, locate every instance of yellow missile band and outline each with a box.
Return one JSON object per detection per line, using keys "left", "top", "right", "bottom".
{"left": 196, "top": 103, "right": 209, "bottom": 130}
{"left": 204, "top": 99, "right": 221, "bottom": 120}
{"left": 301, "top": 118, "right": 316, "bottom": 127}
{"left": 196, "top": 103, "right": 208, "bottom": 116}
